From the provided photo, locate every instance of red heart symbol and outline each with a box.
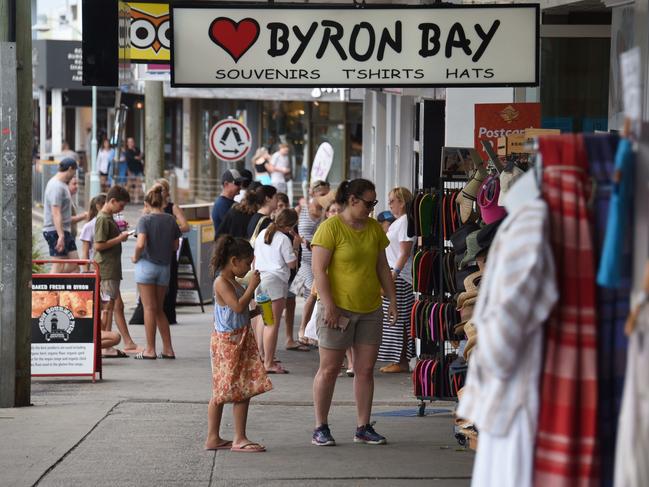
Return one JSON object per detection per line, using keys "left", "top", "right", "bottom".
{"left": 208, "top": 17, "right": 260, "bottom": 63}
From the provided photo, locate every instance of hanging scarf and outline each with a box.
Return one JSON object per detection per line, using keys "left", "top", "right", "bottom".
{"left": 534, "top": 134, "right": 600, "bottom": 486}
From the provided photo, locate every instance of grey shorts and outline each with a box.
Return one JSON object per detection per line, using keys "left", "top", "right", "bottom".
{"left": 100, "top": 279, "right": 120, "bottom": 302}
{"left": 316, "top": 307, "right": 383, "bottom": 351}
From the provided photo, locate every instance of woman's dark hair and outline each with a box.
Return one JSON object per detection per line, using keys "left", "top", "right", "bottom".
{"left": 276, "top": 192, "right": 289, "bottom": 206}
{"left": 210, "top": 235, "right": 254, "bottom": 275}
{"left": 87, "top": 193, "right": 107, "bottom": 221}
{"left": 234, "top": 188, "right": 260, "bottom": 215}
{"left": 264, "top": 208, "right": 298, "bottom": 246}
{"left": 255, "top": 185, "right": 277, "bottom": 206}
{"left": 335, "top": 178, "right": 376, "bottom": 206}
{"left": 144, "top": 183, "right": 165, "bottom": 209}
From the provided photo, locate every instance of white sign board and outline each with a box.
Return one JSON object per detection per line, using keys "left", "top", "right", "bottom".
{"left": 171, "top": 5, "right": 539, "bottom": 87}
{"left": 620, "top": 47, "right": 641, "bottom": 123}
{"left": 311, "top": 142, "right": 334, "bottom": 182}
{"left": 209, "top": 119, "right": 252, "bottom": 161}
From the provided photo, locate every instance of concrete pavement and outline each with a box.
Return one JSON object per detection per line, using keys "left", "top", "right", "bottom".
{"left": 2, "top": 305, "right": 474, "bottom": 486}
{"left": 10, "top": 205, "right": 475, "bottom": 486}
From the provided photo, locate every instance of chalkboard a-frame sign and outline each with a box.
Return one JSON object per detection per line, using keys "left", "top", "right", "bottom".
{"left": 170, "top": 3, "right": 540, "bottom": 88}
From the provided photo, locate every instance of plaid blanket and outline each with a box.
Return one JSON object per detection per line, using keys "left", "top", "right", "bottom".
{"left": 534, "top": 134, "right": 600, "bottom": 486}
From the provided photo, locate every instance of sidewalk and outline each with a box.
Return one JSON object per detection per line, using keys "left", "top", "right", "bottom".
{"left": 1, "top": 303, "right": 474, "bottom": 487}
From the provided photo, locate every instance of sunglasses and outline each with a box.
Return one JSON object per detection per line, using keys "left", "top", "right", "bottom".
{"left": 357, "top": 197, "right": 378, "bottom": 209}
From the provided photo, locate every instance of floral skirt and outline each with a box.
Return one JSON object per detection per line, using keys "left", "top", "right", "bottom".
{"left": 210, "top": 327, "right": 272, "bottom": 404}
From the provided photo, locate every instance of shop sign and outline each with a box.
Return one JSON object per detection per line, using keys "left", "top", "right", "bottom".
{"left": 31, "top": 276, "right": 98, "bottom": 376}
{"left": 209, "top": 119, "right": 252, "bottom": 161}
{"left": 171, "top": 4, "right": 539, "bottom": 87}
{"left": 33, "top": 40, "right": 84, "bottom": 90}
{"left": 127, "top": 2, "right": 170, "bottom": 63}
{"left": 474, "top": 103, "right": 541, "bottom": 159}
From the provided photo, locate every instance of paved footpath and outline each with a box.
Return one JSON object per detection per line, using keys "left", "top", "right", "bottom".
{"left": 7, "top": 207, "right": 475, "bottom": 486}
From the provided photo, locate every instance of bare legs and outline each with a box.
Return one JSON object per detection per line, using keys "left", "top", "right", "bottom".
{"left": 313, "top": 343, "right": 379, "bottom": 428}
{"left": 284, "top": 296, "right": 298, "bottom": 348}
{"left": 263, "top": 298, "right": 286, "bottom": 371}
{"left": 139, "top": 283, "right": 175, "bottom": 358}
{"left": 298, "top": 293, "right": 317, "bottom": 343}
{"left": 206, "top": 399, "right": 261, "bottom": 450}
{"left": 313, "top": 347, "right": 346, "bottom": 427}
{"left": 113, "top": 295, "right": 141, "bottom": 352}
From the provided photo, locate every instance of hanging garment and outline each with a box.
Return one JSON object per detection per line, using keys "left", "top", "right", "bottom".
{"left": 614, "top": 308, "right": 649, "bottom": 487}
{"left": 585, "top": 133, "right": 630, "bottom": 487}
{"left": 597, "top": 138, "right": 636, "bottom": 288}
{"left": 457, "top": 198, "right": 557, "bottom": 487}
{"left": 534, "top": 134, "right": 600, "bottom": 487}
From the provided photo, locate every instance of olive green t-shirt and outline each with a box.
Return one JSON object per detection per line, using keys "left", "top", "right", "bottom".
{"left": 311, "top": 215, "right": 389, "bottom": 314}
{"left": 94, "top": 211, "right": 122, "bottom": 281}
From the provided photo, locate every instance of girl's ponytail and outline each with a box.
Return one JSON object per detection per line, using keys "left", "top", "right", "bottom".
{"left": 264, "top": 209, "right": 298, "bottom": 245}
{"left": 210, "top": 235, "right": 254, "bottom": 277}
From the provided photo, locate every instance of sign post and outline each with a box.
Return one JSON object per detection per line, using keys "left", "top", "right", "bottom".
{"left": 209, "top": 119, "right": 252, "bottom": 162}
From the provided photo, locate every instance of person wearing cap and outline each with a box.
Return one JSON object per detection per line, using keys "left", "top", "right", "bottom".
{"left": 376, "top": 210, "right": 396, "bottom": 233}
{"left": 234, "top": 169, "right": 254, "bottom": 204}
{"left": 378, "top": 187, "right": 416, "bottom": 374}
{"left": 212, "top": 169, "right": 243, "bottom": 235}
{"left": 42, "top": 158, "right": 80, "bottom": 273}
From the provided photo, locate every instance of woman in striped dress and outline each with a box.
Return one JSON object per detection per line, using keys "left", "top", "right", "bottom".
{"left": 378, "top": 187, "right": 416, "bottom": 372}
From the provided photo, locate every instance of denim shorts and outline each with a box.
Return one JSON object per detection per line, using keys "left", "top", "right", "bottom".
{"left": 135, "top": 259, "right": 170, "bottom": 286}
{"left": 43, "top": 230, "right": 77, "bottom": 257}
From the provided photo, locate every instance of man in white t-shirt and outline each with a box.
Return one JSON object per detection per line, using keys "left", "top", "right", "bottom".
{"left": 269, "top": 144, "right": 291, "bottom": 193}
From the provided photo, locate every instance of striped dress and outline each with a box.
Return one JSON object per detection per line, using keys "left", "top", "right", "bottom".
{"left": 293, "top": 205, "right": 320, "bottom": 296}
{"left": 378, "top": 277, "right": 415, "bottom": 363}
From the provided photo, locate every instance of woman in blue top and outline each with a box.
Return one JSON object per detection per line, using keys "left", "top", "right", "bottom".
{"left": 206, "top": 236, "right": 272, "bottom": 453}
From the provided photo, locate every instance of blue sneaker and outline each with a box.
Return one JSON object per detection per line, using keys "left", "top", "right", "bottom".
{"left": 354, "top": 424, "right": 387, "bottom": 445}
{"left": 312, "top": 424, "right": 336, "bottom": 446}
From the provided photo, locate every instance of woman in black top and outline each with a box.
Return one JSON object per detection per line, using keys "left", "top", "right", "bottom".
{"left": 252, "top": 147, "right": 272, "bottom": 185}
{"left": 247, "top": 186, "right": 278, "bottom": 241}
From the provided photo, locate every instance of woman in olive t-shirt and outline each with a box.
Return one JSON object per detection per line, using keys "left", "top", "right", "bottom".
{"left": 310, "top": 179, "right": 397, "bottom": 447}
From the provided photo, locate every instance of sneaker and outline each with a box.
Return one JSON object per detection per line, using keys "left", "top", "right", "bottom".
{"left": 312, "top": 424, "right": 336, "bottom": 446}
{"left": 354, "top": 424, "right": 387, "bottom": 445}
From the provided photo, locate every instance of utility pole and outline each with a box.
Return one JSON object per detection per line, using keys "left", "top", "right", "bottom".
{"left": 144, "top": 80, "right": 164, "bottom": 189}
{"left": 0, "top": 0, "right": 33, "bottom": 407}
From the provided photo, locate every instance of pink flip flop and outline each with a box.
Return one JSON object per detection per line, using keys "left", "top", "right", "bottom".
{"left": 205, "top": 440, "right": 233, "bottom": 451}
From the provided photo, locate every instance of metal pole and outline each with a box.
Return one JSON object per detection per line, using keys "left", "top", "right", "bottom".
{"left": 144, "top": 80, "right": 164, "bottom": 189}
{"left": 0, "top": 0, "right": 32, "bottom": 407}
{"left": 88, "top": 85, "right": 100, "bottom": 197}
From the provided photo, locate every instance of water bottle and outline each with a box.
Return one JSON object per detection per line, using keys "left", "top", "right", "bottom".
{"left": 256, "top": 287, "right": 275, "bottom": 326}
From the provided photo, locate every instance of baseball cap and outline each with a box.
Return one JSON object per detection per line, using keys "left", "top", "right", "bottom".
{"left": 240, "top": 169, "right": 253, "bottom": 183}
{"left": 377, "top": 210, "right": 396, "bottom": 224}
{"left": 58, "top": 158, "right": 78, "bottom": 171}
{"left": 222, "top": 169, "right": 242, "bottom": 185}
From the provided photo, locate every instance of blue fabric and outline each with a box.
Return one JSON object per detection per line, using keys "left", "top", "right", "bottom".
{"left": 597, "top": 138, "right": 635, "bottom": 288}
{"left": 117, "top": 161, "right": 128, "bottom": 185}
{"left": 211, "top": 196, "right": 234, "bottom": 234}
{"left": 584, "top": 133, "right": 631, "bottom": 487}
{"left": 213, "top": 283, "right": 249, "bottom": 332}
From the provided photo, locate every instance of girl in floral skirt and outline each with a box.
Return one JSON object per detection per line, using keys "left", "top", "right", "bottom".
{"left": 205, "top": 236, "right": 272, "bottom": 453}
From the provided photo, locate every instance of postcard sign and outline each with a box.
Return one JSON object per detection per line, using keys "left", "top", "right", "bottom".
{"left": 171, "top": 4, "right": 539, "bottom": 87}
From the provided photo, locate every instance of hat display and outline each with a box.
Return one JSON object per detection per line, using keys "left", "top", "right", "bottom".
{"left": 315, "top": 191, "right": 336, "bottom": 210}
{"left": 449, "top": 223, "right": 480, "bottom": 254}
{"left": 58, "top": 158, "right": 78, "bottom": 171}
{"left": 463, "top": 321, "right": 477, "bottom": 361}
{"left": 457, "top": 167, "right": 487, "bottom": 224}
{"left": 476, "top": 218, "right": 504, "bottom": 250}
{"left": 221, "top": 169, "right": 243, "bottom": 184}
{"left": 457, "top": 289, "right": 478, "bottom": 309}
{"left": 463, "top": 271, "right": 482, "bottom": 293}
{"left": 459, "top": 230, "right": 482, "bottom": 269}
{"left": 377, "top": 210, "right": 396, "bottom": 223}
{"left": 498, "top": 164, "right": 525, "bottom": 206}
{"left": 477, "top": 176, "right": 507, "bottom": 224}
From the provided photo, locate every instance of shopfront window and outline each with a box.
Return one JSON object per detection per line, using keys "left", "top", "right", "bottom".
{"left": 541, "top": 37, "right": 610, "bottom": 132}
{"left": 261, "top": 101, "right": 307, "bottom": 182}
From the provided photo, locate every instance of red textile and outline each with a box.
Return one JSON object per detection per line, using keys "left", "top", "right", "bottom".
{"left": 534, "top": 134, "right": 600, "bottom": 486}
